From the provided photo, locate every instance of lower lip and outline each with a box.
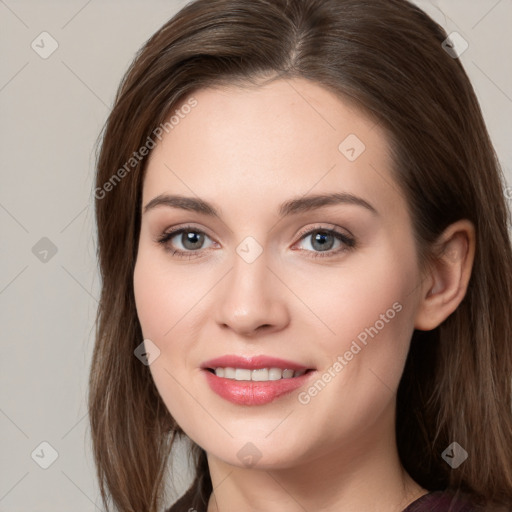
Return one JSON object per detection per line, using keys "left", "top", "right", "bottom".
{"left": 203, "top": 370, "right": 314, "bottom": 405}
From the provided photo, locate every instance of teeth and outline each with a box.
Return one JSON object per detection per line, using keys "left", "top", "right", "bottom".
{"left": 212, "top": 367, "right": 307, "bottom": 381}
{"left": 252, "top": 368, "right": 269, "bottom": 381}
{"left": 224, "top": 367, "right": 236, "bottom": 379}
{"left": 235, "top": 368, "right": 251, "bottom": 381}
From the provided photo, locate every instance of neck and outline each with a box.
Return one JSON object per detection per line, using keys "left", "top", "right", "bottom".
{"left": 205, "top": 408, "right": 427, "bottom": 512}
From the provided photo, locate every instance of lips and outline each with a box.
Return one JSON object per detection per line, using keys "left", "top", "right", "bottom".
{"left": 201, "top": 355, "right": 315, "bottom": 406}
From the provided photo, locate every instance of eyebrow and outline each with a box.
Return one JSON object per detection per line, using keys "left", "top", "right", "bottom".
{"left": 143, "top": 192, "right": 379, "bottom": 218}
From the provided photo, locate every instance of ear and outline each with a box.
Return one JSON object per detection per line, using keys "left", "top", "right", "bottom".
{"left": 414, "top": 219, "right": 476, "bottom": 331}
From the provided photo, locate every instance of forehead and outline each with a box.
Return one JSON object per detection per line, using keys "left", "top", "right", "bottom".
{"left": 142, "top": 78, "right": 405, "bottom": 221}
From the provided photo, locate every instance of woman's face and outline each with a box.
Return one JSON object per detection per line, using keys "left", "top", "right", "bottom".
{"left": 134, "top": 78, "right": 426, "bottom": 468}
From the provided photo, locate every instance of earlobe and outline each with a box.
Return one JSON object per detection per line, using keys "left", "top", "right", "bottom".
{"left": 414, "top": 220, "right": 476, "bottom": 331}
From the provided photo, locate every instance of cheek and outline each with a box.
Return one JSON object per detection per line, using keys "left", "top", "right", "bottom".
{"left": 133, "top": 246, "right": 204, "bottom": 341}
{"left": 299, "top": 245, "right": 419, "bottom": 416}
{"left": 288, "top": 262, "right": 417, "bottom": 449}
{"left": 133, "top": 252, "right": 199, "bottom": 430}
{"left": 133, "top": 247, "right": 214, "bottom": 392}
{"left": 133, "top": 257, "right": 168, "bottom": 341}
{"left": 294, "top": 245, "right": 416, "bottom": 352}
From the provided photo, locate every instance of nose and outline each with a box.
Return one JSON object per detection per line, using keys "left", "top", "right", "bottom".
{"left": 214, "top": 250, "right": 290, "bottom": 338}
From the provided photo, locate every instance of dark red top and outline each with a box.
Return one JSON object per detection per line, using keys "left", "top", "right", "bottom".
{"left": 402, "top": 490, "right": 478, "bottom": 511}
{"left": 167, "top": 490, "right": 479, "bottom": 511}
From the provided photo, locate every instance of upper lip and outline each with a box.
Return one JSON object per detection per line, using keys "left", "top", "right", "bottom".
{"left": 201, "top": 355, "right": 312, "bottom": 371}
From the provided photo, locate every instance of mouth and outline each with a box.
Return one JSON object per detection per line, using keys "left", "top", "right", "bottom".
{"left": 201, "top": 355, "right": 316, "bottom": 405}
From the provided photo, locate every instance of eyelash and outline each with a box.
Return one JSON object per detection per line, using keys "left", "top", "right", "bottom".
{"left": 156, "top": 224, "right": 356, "bottom": 260}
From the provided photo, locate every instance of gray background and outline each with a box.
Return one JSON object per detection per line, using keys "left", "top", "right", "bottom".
{"left": 1, "top": 1, "right": 511, "bottom": 511}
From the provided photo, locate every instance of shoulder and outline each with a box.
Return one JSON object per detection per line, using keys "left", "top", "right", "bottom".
{"left": 402, "top": 490, "right": 479, "bottom": 512}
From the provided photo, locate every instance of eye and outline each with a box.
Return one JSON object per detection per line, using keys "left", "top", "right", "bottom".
{"left": 294, "top": 225, "right": 356, "bottom": 258}
{"left": 157, "top": 224, "right": 356, "bottom": 260}
{"left": 157, "top": 225, "right": 216, "bottom": 258}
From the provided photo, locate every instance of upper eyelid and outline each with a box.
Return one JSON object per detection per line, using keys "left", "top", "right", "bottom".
{"left": 295, "top": 222, "right": 354, "bottom": 239}
{"left": 159, "top": 223, "right": 215, "bottom": 241}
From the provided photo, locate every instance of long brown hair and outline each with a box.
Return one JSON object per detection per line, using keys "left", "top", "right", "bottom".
{"left": 88, "top": 0, "right": 512, "bottom": 510}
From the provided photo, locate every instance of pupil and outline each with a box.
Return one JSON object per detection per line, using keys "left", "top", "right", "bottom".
{"left": 313, "top": 232, "right": 334, "bottom": 251}
{"left": 183, "top": 231, "right": 203, "bottom": 249}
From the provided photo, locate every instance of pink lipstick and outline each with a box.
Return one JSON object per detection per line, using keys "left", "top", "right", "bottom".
{"left": 201, "top": 355, "right": 315, "bottom": 406}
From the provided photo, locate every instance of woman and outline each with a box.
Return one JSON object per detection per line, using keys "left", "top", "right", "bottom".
{"left": 88, "top": 0, "right": 512, "bottom": 511}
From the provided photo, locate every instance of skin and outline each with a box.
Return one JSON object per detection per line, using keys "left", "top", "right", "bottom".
{"left": 133, "top": 77, "right": 475, "bottom": 512}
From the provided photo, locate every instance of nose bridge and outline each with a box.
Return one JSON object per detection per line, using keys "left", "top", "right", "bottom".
{"left": 215, "top": 240, "right": 289, "bottom": 335}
